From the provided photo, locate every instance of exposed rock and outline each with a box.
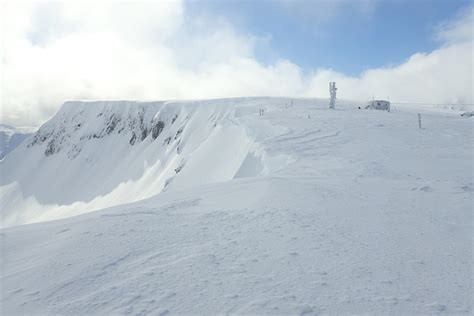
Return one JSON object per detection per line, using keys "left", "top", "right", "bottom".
{"left": 151, "top": 121, "right": 165, "bottom": 140}
{"left": 130, "top": 133, "right": 137, "bottom": 145}
{"left": 163, "top": 137, "right": 172, "bottom": 146}
{"left": 175, "top": 128, "right": 183, "bottom": 140}
{"left": 172, "top": 114, "right": 178, "bottom": 124}
{"left": 105, "top": 115, "right": 120, "bottom": 134}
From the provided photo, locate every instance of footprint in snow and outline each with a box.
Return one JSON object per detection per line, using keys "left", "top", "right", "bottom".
{"left": 426, "top": 302, "right": 448, "bottom": 312}
{"left": 11, "top": 288, "right": 23, "bottom": 294}
{"left": 419, "top": 186, "right": 433, "bottom": 192}
{"left": 158, "top": 309, "right": 170, "bottom": 316}
{"left": 300, "top": 305, "right": 315, "bottom": 316}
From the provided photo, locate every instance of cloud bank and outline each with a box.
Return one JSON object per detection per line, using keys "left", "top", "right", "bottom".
{"left": 1, "top": 1, "right": 472, "bottom": 127}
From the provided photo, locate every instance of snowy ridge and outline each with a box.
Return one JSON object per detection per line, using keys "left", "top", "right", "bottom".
{"left": 1, "top": 97, "right": 472, "bottom": 314}
{"left": 0, "top": 98, "right": 288, "bottom": 227}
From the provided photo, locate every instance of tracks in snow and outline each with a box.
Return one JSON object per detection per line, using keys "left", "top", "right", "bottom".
{"left": 265, "top": 127, "right": 343, "bottom": 158}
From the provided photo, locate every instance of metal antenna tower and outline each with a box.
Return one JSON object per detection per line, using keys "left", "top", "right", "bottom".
{"left": 329, "top": 82, "right": 337, "bottom": 109}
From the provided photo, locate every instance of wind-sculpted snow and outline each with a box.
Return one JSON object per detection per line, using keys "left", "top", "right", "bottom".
{"left": 0, "top": 98, "right": 472, "bottom": 314}
{"left": 0, "top": 98, "right": 288, "bottom": 227}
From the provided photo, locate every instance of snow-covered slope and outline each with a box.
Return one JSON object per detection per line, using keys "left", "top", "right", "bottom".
{"left": 0, "top": 124, "right": 32, "bottom": 160}
{"left": 1, "top": 98, "right": 472, "bottom": 314}
{"left": 0, "top": 98, "right": 288, "bottom": 227}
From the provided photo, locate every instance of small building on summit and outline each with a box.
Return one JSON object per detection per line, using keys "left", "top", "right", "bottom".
{"left": 365, "top": 100, "right": 391, "bottom": 111}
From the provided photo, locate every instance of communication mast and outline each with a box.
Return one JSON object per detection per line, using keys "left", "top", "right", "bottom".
{"left": 329, "top": 82, "right": 337, "bottom": 109}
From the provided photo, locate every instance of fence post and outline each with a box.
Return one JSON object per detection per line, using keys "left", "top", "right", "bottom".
{"left": 418, "top": 113, "right": 422, "bottom": 129}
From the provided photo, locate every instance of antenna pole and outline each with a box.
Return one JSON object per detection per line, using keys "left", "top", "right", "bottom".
{"left": 329, "top": 82, "right": 337, "bottom": 109}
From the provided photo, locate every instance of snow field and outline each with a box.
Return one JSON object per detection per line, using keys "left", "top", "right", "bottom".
{"left": 1, "top": 97, "right": 472, "bottom": 314}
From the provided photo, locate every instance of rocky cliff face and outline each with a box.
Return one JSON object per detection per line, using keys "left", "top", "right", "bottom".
{"left": 27, "top": 101, "right": 179, "bottom": 159}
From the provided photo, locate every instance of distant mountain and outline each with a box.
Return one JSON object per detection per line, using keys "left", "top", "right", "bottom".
{"left": 0, "top": 124, "right": 32, "bottom": 160}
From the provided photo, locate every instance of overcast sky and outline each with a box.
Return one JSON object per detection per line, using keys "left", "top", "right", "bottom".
{"left": 1, "top": 0, "right": 472, "bottom": 127}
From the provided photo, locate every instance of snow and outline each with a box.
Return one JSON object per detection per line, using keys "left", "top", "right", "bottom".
{"left": 0, "top": 124, "right": 32, "bottom": 160}
{"left": 0, "top": 98, "right": 285, "bottom": 227}
{"left": 1, "top": 97, "right": 472, "bottom": 314}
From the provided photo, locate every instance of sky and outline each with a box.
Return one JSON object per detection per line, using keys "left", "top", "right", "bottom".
{"left": 188, "top": 0, "right": 471, "bottom": 75}
{"left": 0, "top": 0, "right": 473, "bottom": 127}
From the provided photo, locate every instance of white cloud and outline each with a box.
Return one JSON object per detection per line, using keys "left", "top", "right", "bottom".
{"left": 435, "top": 5, "right": 473, "bottom": 45}
{"left": 306, "top": 41, "right": 473, "bottom": 104}
{"left": 0, "top": 1, "right": 472, "bottom": 127}
{"left": 306, "top": 6, "right": 473, "bottom": 104}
